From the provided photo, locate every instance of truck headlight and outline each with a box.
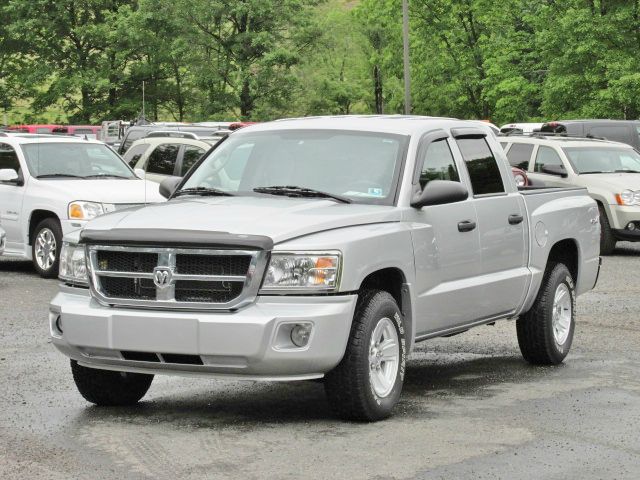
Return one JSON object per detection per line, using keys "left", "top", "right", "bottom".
{"left": 261, "top": 252, "right": 341, "bottom": 292}
{"left": 68, "top": 201, "right": 104, "bottom": 220}
{"left": 59, "top": 242, "right": 88, "bottom": 285}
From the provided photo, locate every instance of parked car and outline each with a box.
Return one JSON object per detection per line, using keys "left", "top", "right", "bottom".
{"left": 502, "top": 134, "right": 640, "bottom": 254}
{"left": 500, "top": 123, "right": 543, "bottom": 135}
{"left": 124, "top": 134, "right": 219, "bottom": 183}
{"left": 0, "top": 225, "right": 5, "bottom": 255}
{"left": 50, "top": 116, "right": 600, "bottom": 421}
{"left": 118, "top": 124, "right": 230, "bottom": 155}
{"left": 53, "top": 125, "right": 101, "bottom": 140}
{"left": 6, "top": 124, "right": 64, "bottom": 134}
{"left": 0, "top": 134, "right": 164, "bottom": 277}
{"left": 540, "top": 120, "right": 640, "bottom": 150}
{"left": 497, "top": 141, "right": 531, "bottom": 186}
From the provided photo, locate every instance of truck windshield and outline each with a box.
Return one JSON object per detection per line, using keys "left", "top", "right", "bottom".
{"left": 180, "top": 129, "right": 408, "bottom": 205}
{"left": 563, "top": 147, "right": 640, "bottom": 174}
{"left": 21, "top": 143, "right": 136, "bottom": 179}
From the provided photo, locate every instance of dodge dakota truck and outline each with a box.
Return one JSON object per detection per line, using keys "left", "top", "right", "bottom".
{"left": 49, "top": 116, "right": 601, "bottom": 421}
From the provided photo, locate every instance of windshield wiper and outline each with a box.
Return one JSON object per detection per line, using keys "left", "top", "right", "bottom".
{"left": 253, "top": 185, "right": 352, "bottom": 204}
{"left": 174, "top": 187, "right": 234, "bottom": 197}
{"left": 36, "top": 173, "right": 83, "bottom": 179}
{"left": 83, "top": 174, "right": 131, "bottom": 179}
{"left": 613, "top": 169, "right": 640, "bottom": 174}
{"left": 579, "top": 171, "right": 610, "bottom": 175}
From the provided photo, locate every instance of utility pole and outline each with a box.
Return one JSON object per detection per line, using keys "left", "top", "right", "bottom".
{"left": 402, "top": 0, "right": 411, "bottom": 115}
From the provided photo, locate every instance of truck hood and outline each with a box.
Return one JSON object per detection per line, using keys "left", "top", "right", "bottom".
{"left": 576, "top": 172, "right": 640, "bottom": 192}
{"left": 34, "top": 178, "right": 164, "bottom": 204}
{"left": 83, "top": 196, "right": 401, "bottom": 244}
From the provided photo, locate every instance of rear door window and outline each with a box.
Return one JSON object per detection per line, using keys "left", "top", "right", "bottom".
{"left": 146, "top": 144, "right": 180, "bottom": 175}
{"left": 505, "top": 143, "right": 534, "bottom": 170}
{"left": 534, "top": 146, "right": 565, "bottom": 173}
{"left": 456, "top": 137, "right": 505, "bottom": 195}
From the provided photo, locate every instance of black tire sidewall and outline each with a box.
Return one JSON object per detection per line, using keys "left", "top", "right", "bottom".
{"left": 361, "top": 294, "right": 406, "bottom": 416}
{"left": 545, "top": 265, "right": 576, "bottom": 362}
{"left": 598, "top": 206, "right": 616, "bottom": 255}
{"left": 71, "top": 360, "right": 153, "bottom": 406}
{"left": 32, "top": 218, "right": 62, "bottom": 278}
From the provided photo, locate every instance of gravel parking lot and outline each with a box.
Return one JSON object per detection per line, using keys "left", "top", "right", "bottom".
{"left": 1, "top": 245, "right": 639, "bottom": 480}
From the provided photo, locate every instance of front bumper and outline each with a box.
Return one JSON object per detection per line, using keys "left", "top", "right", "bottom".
{"left": 50, "top": 286, "right": 357, "bottom": 380}
{"left": 612, "top": 228, "right": 640, "bottom": 241}
{"left": 607, "top": 205, "right": 640, "bottom": 231}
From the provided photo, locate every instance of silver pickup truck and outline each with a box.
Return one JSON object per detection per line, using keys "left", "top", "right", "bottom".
{"left": 50, "top": 116, "right": 601, "bottom": 421}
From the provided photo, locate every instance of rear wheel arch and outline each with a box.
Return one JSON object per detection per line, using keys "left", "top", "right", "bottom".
{"left": 546, "top": 238, "right": 579, "bottom": 285}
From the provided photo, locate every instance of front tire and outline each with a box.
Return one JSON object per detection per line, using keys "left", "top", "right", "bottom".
{"left": 32, "top": 218, "right": 62, "bottom": 278}
{"left": 517, "top": 262, "right": 575, "bottom": 365}
{"left": 599, "top": 206, "right": 616, "bottom": 255}
{"left": 324, "top": 290, "right": 406, "bottom": 422}
{"left": 71, "top": 360, "right": 154, "bottom": 406}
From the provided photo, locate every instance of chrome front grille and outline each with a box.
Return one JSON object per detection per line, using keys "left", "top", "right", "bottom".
{"left": 87, "top": 245, "right": 268, "bottom": 310}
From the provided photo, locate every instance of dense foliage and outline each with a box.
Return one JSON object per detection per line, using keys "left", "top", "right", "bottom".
{"left": 2, "top": 0, "right": 639, "bottom": 125}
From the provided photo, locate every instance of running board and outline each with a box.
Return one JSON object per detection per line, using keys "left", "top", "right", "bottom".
{"left": 414, "top": 311, "right": 515, "bottom": 343}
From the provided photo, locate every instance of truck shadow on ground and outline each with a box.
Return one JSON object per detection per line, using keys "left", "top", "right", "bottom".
{"left": 0, "top": 259, "right": 38, "bottom": 275}
{"left": 74, "top": 354, "right": 549, "bottom": 427}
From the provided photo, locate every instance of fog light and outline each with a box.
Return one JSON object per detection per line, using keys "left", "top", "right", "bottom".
{"left": 55, "top": 316, "right": 63, "bottom": 334}
{"left": 628, "top": 222, "right": 636, "bottom": 231}
{"left": 290, "top": 323, "right": 312, "bottom": 347}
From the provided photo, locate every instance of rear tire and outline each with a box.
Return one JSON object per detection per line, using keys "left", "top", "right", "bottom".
{"left": 517, "top": 262, "right": 575, "bottom": 365}
{"left": 32, "top": 218, "right": 62, "bottom": 278}
{"left": 71, "top": 360, "right": 154, "bottom": 406}
{"left": 324, "top": 290, "right": 406, "bottom": 422}
{"left": 599, "top": 206, "right": 616, "bottom": 255}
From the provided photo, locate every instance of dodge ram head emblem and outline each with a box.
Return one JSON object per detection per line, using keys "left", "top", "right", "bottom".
{"left": 153, "top": 268, "right": 173, "bottom": 288}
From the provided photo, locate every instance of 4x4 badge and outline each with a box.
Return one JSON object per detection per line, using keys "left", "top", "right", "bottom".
{"left": 153, "top": 268, "right": 173, "bottom": 288}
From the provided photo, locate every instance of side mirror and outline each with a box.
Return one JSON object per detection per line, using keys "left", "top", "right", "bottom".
{"left": 134, "top": 168, "right": 146, "bottom": 179}
{"left": 411, "top": 180, "right": 469, "bottom": 209}
{"left": 0, "top": 168, "right": 19, "bottom": 183}
{"left": 159, "top": 176, "right": 183, "bottom": 199}
{"left": 541, "top": 165, "right": 568, "bottom": 178}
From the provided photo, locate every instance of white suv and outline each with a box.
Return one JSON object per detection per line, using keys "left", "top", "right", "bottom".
{"left": 501, "top": 134, "right": 640, "bottom": 254}
{"left": 0, "top": 134, "right": 164, "bottom": 277}
{"left": 123, "top": 133, "right": 219, "bottom": 183}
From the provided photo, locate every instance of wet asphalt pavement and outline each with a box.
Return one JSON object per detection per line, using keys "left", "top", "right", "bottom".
{"left": 1, "top": 245, "right": 639, "bottom": 480}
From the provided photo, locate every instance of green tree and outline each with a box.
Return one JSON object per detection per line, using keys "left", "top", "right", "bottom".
{"left": 8, "top": 0, "right": 140, "bottom": 122}
{"left": 168, "top": 0, "right": 321, "bottom": 120}
{"left": 292, "top": 1, "right": 371, "bottom": 115}
{"left": 0, "top": 2, "right": 28, "bottom": 124}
